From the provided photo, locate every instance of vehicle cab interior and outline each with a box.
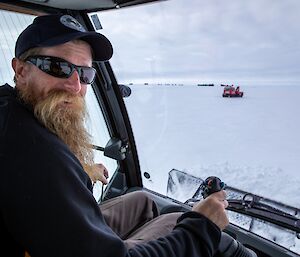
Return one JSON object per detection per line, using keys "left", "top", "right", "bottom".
{"left": 0, "top": 0, "right": 299, "bottom": 257}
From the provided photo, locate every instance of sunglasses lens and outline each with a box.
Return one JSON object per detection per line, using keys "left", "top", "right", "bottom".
{"left": 48, "top": 61, "right": 72, "bottom": 78}
{"left": 27, "top": 56, "right": 96, "bottom": 84}
{"left": 79, "top": 67, "right": 96, "bottom": 84}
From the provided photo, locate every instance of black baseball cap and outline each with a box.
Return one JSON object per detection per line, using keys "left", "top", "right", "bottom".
{"left": 15, "top": 14, "right": 113, "bottom": 61}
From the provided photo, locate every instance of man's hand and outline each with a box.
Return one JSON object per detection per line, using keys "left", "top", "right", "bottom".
{"left": 192, "top": 190, "right": 229, "bottom": 230}
{"left": 90, "top": 163, "right": 109, "bottom": 185}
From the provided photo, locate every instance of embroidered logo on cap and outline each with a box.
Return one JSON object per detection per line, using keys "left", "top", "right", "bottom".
{"left": 60, "top": 15, "right": 86, "bottom": 32}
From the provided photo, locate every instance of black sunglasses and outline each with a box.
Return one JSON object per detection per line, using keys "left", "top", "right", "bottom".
{"left": 25, "top": 55, "right": 97, "bottom": 84}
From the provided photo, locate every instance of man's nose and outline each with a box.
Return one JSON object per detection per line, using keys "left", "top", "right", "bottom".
{"left": 64, "top": 70, "right": 82, "bottom": 94}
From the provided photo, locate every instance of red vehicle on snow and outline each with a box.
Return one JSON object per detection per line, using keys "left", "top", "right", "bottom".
{"left": 222, "top": 85, "right": 244, "bottom": 97}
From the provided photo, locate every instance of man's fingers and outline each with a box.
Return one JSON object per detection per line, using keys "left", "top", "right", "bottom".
{"left": 192, "top": 190, "right": 229, "bottom": 230}
{"left": 100, "top": 175, "right": 108, "bottom": 185}
{"left": 95, "top": 164, "right": 109, "bottom": 176}
{"left": 210, "top": 190, "right": 226, "bottom": 200}
{"left": 210, "top": 191, "right": 228, "bottom": 208}
{"left": 103, "top": 169, "right": 109, "bottom": 178}
{"left": 223, "top": 199, "right": 229, "bottom": 209}
{"left": 91, "top": 163, "right": 109, "bottom": 184}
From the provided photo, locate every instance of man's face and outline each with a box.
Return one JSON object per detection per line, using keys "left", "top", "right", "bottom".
{"left": 13, "top": 40, "right": 93, "bottom": 104}
{"left": 12, "top": 40, "right": 95, "bottom": 174}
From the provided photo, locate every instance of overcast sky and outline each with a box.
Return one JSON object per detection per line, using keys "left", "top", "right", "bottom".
{"left": 97, "top": 0, "right": 300, "bottom": 86}
{"left": 1, "top": 1, "right": 299, "bottom": 86}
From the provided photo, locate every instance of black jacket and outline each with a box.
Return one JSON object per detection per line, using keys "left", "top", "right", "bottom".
{"left": 0, "top": 84, "right": 221, "bottom": 257}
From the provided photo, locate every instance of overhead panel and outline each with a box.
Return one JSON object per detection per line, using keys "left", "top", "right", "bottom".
{"left": 18, "top": 0, "right": 165, "bottom": 11}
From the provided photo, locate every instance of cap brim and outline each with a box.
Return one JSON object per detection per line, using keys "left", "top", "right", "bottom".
{"left": 80, "top": 33, "right": 113, "bottom": 61}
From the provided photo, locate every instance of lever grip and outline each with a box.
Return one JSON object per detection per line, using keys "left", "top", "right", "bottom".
{"left": 200, "top": 176, "right": 226, "bottom": 199}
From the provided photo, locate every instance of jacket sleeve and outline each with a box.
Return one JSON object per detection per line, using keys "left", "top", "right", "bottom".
{"left": 128, "top": 212, "right": 221, "bottom": 257}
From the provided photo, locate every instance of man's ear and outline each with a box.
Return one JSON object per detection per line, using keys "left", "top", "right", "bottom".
{"left": 12, "top": 58, "right": 28, "bottom": 85}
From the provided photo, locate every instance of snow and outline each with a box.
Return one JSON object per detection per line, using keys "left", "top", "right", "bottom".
{"left": 124, "top": 84, "right": 300, "bottom": 207}
{"left": 123, "top": 84, "right": 300, "bottom": 254}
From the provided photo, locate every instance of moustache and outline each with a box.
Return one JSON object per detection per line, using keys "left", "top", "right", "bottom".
{"left": 36, "top": 90, "right": 84, "bottom": 111}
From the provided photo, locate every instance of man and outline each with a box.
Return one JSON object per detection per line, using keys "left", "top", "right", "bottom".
{"left": 0, "top": 14, "right": 228, "bottom": 257}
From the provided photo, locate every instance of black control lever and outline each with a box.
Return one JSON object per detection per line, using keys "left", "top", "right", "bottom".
{"left": 199, "top": 176, "right": 226, "bottom": 199}
{"left": 200, "top": 176, "right": 257, "bottom": 257}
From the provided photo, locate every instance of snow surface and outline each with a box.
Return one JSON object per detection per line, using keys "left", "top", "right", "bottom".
{"left": 123, "top": 84, "right": 300, "bottom": 254}
{"left": 124, "top": 84, "right": 300, "bottom": 207}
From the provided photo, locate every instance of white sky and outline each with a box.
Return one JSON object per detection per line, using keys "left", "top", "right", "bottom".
{"left": 97, "top": 0, "right": 300, "bottom": 86}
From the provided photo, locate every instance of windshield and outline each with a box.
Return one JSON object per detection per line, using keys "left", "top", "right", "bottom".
{"left": 95, "top": 0, "right": 300, "bottom": 209}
